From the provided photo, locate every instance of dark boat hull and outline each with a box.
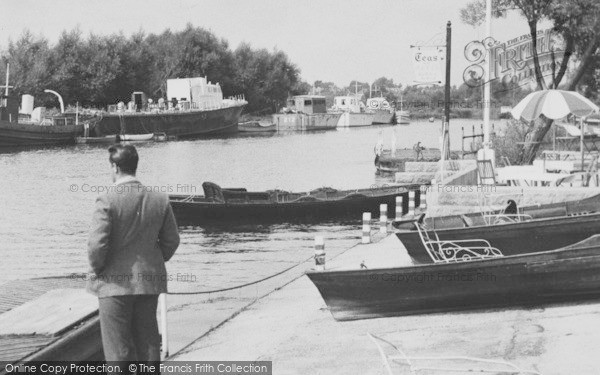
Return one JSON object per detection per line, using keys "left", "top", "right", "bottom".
{"left": 92, "top": 105, "right": 244, "bottom": 138}
{"left": 422, "top": 193, "right": 600, "bottom": 230}
{"left": 307, "top": 239, "right": 600, "bottom": 321}
{"left": 170, "top": 186, "right": 420, "bottom": 225}
{"left": 396, "top": 213, "right": 600, "bottom": 264}
{"left": 0, "top": 120, "right": 83, "bottom": 147}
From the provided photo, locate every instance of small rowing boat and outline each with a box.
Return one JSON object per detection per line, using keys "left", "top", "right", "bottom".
{"left": 395, "top": 212, "right": 600, "bottom": 264}
{"left": 170, "top": 182, "right": 418, "bottom": 225}
{"left": 307, "top": 235, "right": 600, "bottom": 321}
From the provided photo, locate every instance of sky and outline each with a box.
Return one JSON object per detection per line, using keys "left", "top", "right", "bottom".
{"left": 0, "top": 0, "right": 550, "bottom": 88}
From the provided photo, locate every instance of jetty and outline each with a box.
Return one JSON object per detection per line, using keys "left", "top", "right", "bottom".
{"left": 170, "top": 231, "right": 600, "bottom": 374}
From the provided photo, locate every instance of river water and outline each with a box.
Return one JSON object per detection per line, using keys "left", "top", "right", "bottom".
{"left": 0, "top": 119, "right": 502, "bottom": 289}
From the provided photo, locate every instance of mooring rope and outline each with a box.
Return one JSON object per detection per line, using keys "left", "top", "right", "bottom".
{"left": 167, "top": 254, "right": 314, "bottom": 295}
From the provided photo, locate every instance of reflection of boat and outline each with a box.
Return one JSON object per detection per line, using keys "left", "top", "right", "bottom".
{"left": 331, "top": 95, "right": 374, "bottom": 127}
{"left": 91, "top": 77, "right": 246, "bottom": 138}
{"left": 238, "top": 121, "right": 276, "bottom": 133}
{"left": 307, "top": 235, "right": 600, "bottom": 321}
{"left": 273, "top": 95, "right": 341, "bottom": 131}
{"left": 395, "top": 212, "right": 600, "bottom": 264}
{"left": 170, "top": 182, "right": 416, "bottom": 225}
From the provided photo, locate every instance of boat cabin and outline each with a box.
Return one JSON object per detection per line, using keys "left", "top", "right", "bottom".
{"left": 167, "top": 77, "right": 223, "bottom": 110}
{"left": 332, "top": 95, "right": 365, "bottom": 113}
{"left": 0, "top": 95, "right": 18, "bottom": 123}
{"left": 287, "top": 95, "right": 327, "bottom": 114}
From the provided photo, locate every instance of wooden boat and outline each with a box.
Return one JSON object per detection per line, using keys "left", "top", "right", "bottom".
{"left": 306, "top": 235, "right": 600, "bottom": 321}
{"left": 118, "top": 133, "right": 155, "bottom": 142}
{"left": 170, "top": 182, "right": 418, "bottom": 225}
{"left": 375, "top": 148, "right": 441, "bottom": 174}
{"left": 395, "top": 212, "right": 600, "bottom": 264}
{"left": 75, "top": 135, "right": 118, "bottom": 144}
{"left": 405, "top": 193, "right": 600, "bottom": 231}
{"left": 238, "top": 121, "right": 277, "bottom": 133}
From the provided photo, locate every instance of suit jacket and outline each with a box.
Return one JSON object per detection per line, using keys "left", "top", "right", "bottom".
{"left": 87, "top": 178, "right": 180, "bottom": 297}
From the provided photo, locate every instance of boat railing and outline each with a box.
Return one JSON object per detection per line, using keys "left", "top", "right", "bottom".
{"left": 368, "top": 333, "right": 542, "bottom": 375}
{"left": 478, "top": 192, "right": 532, "bottom": 226}
{"left": 415, "top": 222, "right": 503, "bottom": 263}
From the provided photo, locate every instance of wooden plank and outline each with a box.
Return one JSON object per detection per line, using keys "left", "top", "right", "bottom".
{"left": 0, "top": 289, "right": 98, "bottom": 336}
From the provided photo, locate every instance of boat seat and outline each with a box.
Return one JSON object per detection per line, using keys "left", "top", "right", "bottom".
{"left": 341, "top": 193, "right": 368, "bottom": 200}
{"left": 202, "top": 181, "right": 225, "bottom": 203}
{"left": 290, "top": 195, "right": 319, "bottom": 202}
{"left": 460, "top": 215, "right": 474, "bottom": 227}
{"left": 415, "top": 222, "right": 503, "bottom": 263}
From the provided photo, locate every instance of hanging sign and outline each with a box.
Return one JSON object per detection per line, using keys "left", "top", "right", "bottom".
{"left": 412, "top": 47, "right": 445, "bottom": 85}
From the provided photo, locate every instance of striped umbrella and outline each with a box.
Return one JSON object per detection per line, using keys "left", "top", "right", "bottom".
{"left": 512, "top": 90, "right": 599, "bottom": 171}
{"left": 511, "top": 90, "right": 599, "bottom": 121}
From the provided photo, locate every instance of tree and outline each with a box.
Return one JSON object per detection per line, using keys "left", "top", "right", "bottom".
{"left": 460, "top": 0, "right": 600, "bottom": 164}
{"left": 1, "top": 31, "right": 53, "bottom": 102}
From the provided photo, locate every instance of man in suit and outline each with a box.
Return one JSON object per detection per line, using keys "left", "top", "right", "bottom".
{"left": 87, "top": 144, "right": 180, "bottom": 363}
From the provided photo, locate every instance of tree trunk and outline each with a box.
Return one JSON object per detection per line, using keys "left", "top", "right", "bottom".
{"left": 567, "top": 35, "right": 600, "bottom": 91}
{"left": 518, "top": 117, "right": 554, "bottom": 165}
{"left": 528, "top": 20, "right": 548, "bottom": 90}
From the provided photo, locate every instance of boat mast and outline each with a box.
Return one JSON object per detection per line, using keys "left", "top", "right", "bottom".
{"left": 1, "top": 63, "right": 14, "bottom": 97}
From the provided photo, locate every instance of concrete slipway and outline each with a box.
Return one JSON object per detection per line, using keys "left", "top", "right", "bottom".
{"left": 170, "top": 233, "right": 600, "bottom": 375}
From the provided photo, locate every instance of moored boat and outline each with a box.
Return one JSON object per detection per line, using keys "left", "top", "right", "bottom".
{"left": 273, "top": 95, "right": 341, "bottom": 131}
{"left": 407, "top": 192, "right": 600, "bottom": 230}
{"left": 0, "top": 92, "right": 87, "bottom": 147}
{"left": 75, "top": 135, "right": 118, "bottom": 144}
{"left": 91, "top": 77, "right": 246, "bottom": 138}
{"left": 395, "top": 212, "right": 600, "bottom": 264}
{"left": 170, "top": 182, "right": 419, "bottom": 225}
{"left": 366, "top": 97, "right": 394, "bottom": 124}
{"left": 118, "top": 133, "right": 155, "bottom": 142}
{"left": 307, "top": 235, "right": 600, "bottom": 321}
{"left": 331, "top": 95, "right": 375, "bottom": 127}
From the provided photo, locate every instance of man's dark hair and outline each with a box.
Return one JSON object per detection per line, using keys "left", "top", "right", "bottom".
{"left": 108, "top": 144, "right": 139, "bottom": 175}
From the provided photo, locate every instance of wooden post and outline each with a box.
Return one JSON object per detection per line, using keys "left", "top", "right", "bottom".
{"left": 379, "top": 204, "right": 388, "bottom": 234}
{"left": 362, "top": 212, "right": 371, "bottom": 244}
{"left": 395, "top": 196, "right": 403, "bottom": 218}
{"left": 314, "top": 236, "right": 325, "bottom": 271}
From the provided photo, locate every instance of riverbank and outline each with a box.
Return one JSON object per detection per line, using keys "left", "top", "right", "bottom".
{"left": 172, "top": 233, "right": 600, "bottom": 375}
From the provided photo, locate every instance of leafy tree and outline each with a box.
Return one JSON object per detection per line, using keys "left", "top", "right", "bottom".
{"left": 1, "top": 31, "right": 53, "bottom": 103}
{"left": 460, "top": 0, "right": 600, "bottom": 164}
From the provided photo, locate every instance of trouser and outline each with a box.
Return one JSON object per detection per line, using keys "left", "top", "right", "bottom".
{"left": 98, "top": 294, "right": 161, "bottom": 364}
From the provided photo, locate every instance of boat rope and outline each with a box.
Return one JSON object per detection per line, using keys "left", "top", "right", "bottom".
{"left": 167, "top": 254, "right": 314, "bottom": 295}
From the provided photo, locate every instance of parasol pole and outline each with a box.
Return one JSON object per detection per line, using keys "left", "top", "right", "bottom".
{"left": 581, "top": 117, "right": 585, "bottom": 172}
{"left": 483, "top": 0, "right": 492, "bottom": 149}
